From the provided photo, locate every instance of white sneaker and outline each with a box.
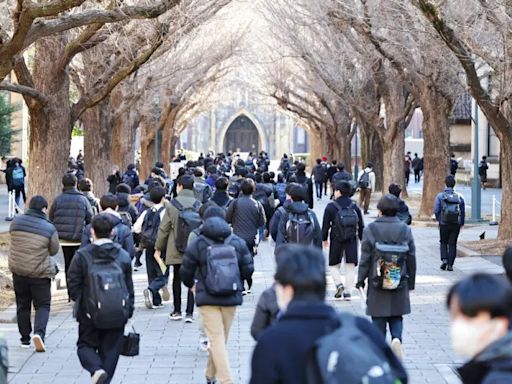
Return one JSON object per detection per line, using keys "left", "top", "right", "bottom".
{"left": 143, "top": 289, "right": 153, "bottom": 309}
{"left": 199, "top": 337, "right": 209, "bottom": 352}
{"left": 20, "top": 341, "right": 30, "bottom": 349}
{"left": 32, "top": 334, "right": 45, "bottom": 353}
{"left": 91, "top": 369, "right": 108, "bottom": 384}
{"left": 391, "top": 338, "right": 403, "bottom": 361}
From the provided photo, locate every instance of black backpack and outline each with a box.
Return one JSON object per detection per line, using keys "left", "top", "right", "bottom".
{"left": 82, "top": 246, "right": 130, "bottom": 329}
{"left": 358, "top": 171, "right": 370, "bottom": 189}
{"left": 194, "top": 182, "right": 212, "bottom": 204}
{"left": 172, "top": 199, "right": 202, "bottom": 253}
{"left": 285, "top": 211, "right": 315, "bottom": 245}
{"left": 306, "top": 313, "right": 403, "bottom": 384}
{"left": 332, "top": 202, "right": 358, "bottom": 242}
{"left": 370, "top": 225, "right": 410, "bottom": 291}
{"left": 441, "top": 192, "right": 461, "bottom": 224}
{"left": 119, "top": 211, "right": 133, "bottom": 229}
{"left": 202, "top": 235, "right": 242, "bottom": 296}
{"left": 140, "top": 206, "right": 164, "bottom": 249}
{"left": 122, "top": 172, "right": 136, "bottom": 189}
{"left": 228, "top": 180, "right": 241, "bottom": 198}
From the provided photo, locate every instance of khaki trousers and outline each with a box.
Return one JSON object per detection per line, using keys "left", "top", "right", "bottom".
{"left": 199, "top": 305, "right": 236, "bottom": 384}
{"left": 359, "top": 188, "right": 372, "bottom": 213}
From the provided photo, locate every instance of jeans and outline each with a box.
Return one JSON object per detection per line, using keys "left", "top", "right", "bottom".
{"left": 372, "top": 316, "right": 403, "bottom": 342}
{"left": 145, "top": 248, "right": 169, "bottom": 306}
{"left": 13, "top": 274, "right": 51, "bottom": 343}
{"left": 200, "top": 306, "right": 236, "bottom": 383}
{"left": 77, "top": 318, "right": 124, "bottom": 383}
{"left": 440, "top": 224, "right": 461, "bottom": 266}
{"left": 172, "top": 264, "right": 194, "bottom": 315}
{"left": 314, "top": 181, "right": 323, "bottom": 199}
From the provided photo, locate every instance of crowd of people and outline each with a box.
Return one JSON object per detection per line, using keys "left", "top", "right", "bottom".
{"left": 4, "top": 149, "right": 512, "bottom": 384}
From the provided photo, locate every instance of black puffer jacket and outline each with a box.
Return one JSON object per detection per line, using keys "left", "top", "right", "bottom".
{"left": 116, "top": 192, "right": 139, "bottom": 224}
{"left": 180, "top": 217, "right": 254, "bottom": 307}
{"left": 226, "top": 195, "right": 266, "bottom": 246}
{"left": 49, "top": 187, "right": 93, "bottom": 242}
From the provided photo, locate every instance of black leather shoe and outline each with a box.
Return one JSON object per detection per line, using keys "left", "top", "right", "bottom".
{"left": 440, "top": 262, "right": 448, "bottom": 270}
{"left": 447, "top": 265, "right": 454, "bottom": 271}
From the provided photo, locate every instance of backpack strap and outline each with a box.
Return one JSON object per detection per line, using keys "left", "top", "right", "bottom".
{"left": 192, "top": 200, "right": 202, "bottom": 210}
{"left": 370, "top": 222, "right": 407, "bottom": 244}
{"left": 171, "top": 199, "right": 184, "bottom": 211}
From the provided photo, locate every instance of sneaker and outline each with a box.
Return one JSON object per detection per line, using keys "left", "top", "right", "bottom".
{"left": 391, "top": 338, "right": 403, "bottom": 361}
{"left": 343, "top": 292, "right": 352, "bottom": 301}
{"left": 185, "top": 315, "right": 194, "bottom": 323}
{"left": 440, "top": 262, "right": 448, "bottom": 270}
{"left": 169, "top": 312, "right": 183, "bottom": 321}
{"left": 134, "top": 259, "right": 143, "bottom": 268}
{"left": 447, "top": 265, "right": 454, "bottom": 271}
{"left": 199, "top": 337, "right": 209, "bottom": 352}
{"left": 32, "top": 334, "right": 45, "bottom": 353}
{"left": 334, "top": 284, "right": 344, "bottom": 299}
{"left": 153, "top": 303, "right": 164, "bottom": 309}
{"left": 161, "top": 286, "right": 171, "bottom": 302}
{"left": 143, "top": 289, "right": 153, "bottom": 309}
{"left": 20, "top": 341, "right": 30, "bottom": 349}
{"left": 133, "top": 266, "right": 139, "bottom": 272}
{"left": 206, "top": 379, "right": 216, "bottom": 384}
{"left": 91, "top": 369, "right": 108, "bottom": 384}
{"left": 243, "top": 289, "right": 252, "bottom": 296}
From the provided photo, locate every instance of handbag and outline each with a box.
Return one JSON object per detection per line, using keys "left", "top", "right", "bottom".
{"left": 120, "top": 325, "right": 140, "bottom": 357}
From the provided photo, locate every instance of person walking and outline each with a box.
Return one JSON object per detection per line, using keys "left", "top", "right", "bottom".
{"left": 412, "top": 153, "right": 421, "bottom": 183}
{"left": 389, "top": 183, "right": 412, "bottom": 225}
{"left": 288, "top": 163, "right": 314, "bottom": 209}
{"left": 322, "top": 181, "right": 364, "bottom": 301}
{"left": 49, "top": 173, "right": 93, "bottom": 299}
{"left": 115, "top": 184, "right": 139, "bottom": 225}
{"left": 68, "top": 215, "right": 134, "bottom": 384}
{"left": 312, "top": 158, "right": 327, "bottom": 200}
{"left": 450, "top": 154, "right": 459, "bottom": 176}
{"left": 155, "top": 175, "right": 200, "bottom": 321}
{"left": 78, "top": 178, "right": 100, "bottom": 216}
{"left": 180, "top": 208, "right": 254, "bottom": 384}
{"left": 121, "top": 164, "right": 140, "bottom": 192}
{"left": 358, "top": 162, "right": 376, "bottom": 214}
{"left": 107, "top": 166, "right": 122, "bottom": 195}
{"left": 479, "top": 156, "right": 489, "bottom": 190}
{"left": 434, "top": 175, "right": 465, "bottom": 271}
{"left": 226, "top": 179, "right": 266, "bottom": 294}
{"left": 6, "top": 159, "right": 26, "bottom": 207}
{"left": 356, "top": 194, "right": 416, "bottom": 360}
{"left": 8, "top": 196, "right": 60, "bottom": 351}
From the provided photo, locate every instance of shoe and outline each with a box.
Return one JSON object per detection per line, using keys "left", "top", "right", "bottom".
{"left": 447, "top": 265, "right": 454, "bottom": 271}
{"left": 169, "top": 312, "right": 183, "bottom": 321}
{"left": 185, "top": 315, "right": 194, "bottom": 323}
{"left": 161, "top": 286, "right": 171, "bottom": 302}
{"left": 334, "top": 284, "right": 344, "bottom": 299}
{"left": 206, "top": 379, "right": 216, "bottom": 384}
{"left": 343, "top": 292, "right": 352, "bottom": 301}
{"left": 364, "top": 211, "right": 369, "bottom": 215}
{"left": 440, "top": 261, "right": 447, "bottom": 270}
{"left": 199, "top": 337, "right": 209, "bottom": 352}
{"left": 153, "top": 303, "right": 164, "bottom": 309}
{"left": 91, "top": 369, "right": 108, "bottom": 384}
{"left": 391, "top": 338, "right": 403, "bottom": 361}
{"left": 32, "top": 334, "right": 45, "bottom": 353}
{"left": 133, "top": 266, "right": 139, "bottom": 272}
{"left": 20, "top": 341, "right": 30, "bottom": 349}
{"left": 143, "top": 289, "right": 153, "bottom": 309}
{"left": 243, "top": 289, "right": 252, "bottom": 296}
{"left": 134, "top": 259, "right": 143, "bottom": 268}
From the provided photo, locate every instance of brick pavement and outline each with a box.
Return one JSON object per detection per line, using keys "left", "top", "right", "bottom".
{"left": 3, "top": 194, "right": 503, "bottom": 384}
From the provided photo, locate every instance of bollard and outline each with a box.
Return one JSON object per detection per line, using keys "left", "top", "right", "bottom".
{"left": 490, "top": 194, "right": 499, "bottom": 226}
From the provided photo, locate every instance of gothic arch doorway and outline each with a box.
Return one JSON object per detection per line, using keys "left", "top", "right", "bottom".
{"left": 223, "top": 114, "right": 260, "bottom": 153}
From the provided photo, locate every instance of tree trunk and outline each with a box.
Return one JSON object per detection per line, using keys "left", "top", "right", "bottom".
{"left": 496, "top": 133, "right": 512, "bottom": 239}
{"left": 309, "top": 130, "right": 322, "bottom": 169}
{"left": 360, "top": 125, "right": 383, "bottom": 191}
{"left": 111, "top": 115, "right": 138, "bottom": 170}
{"left": 381, "top": 127, "right": 405, "bottom": 194}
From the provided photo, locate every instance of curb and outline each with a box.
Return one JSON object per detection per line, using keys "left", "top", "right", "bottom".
{"left": 0, "top": 303, "right": 16, "bottom": 323}
{"left": 457, "top": 244, "right": 481, "bottom": 258}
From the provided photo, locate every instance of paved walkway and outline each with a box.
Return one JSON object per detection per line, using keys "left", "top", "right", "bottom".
{"left": 2, "top": 194, "right": 504, "bottom": 384}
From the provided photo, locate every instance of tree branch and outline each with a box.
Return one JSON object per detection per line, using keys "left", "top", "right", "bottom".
{"left": 0, "top": 81, "right": 50, "bottom": 105}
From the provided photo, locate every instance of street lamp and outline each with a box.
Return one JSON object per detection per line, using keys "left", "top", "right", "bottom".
{"left": 470, "top": 98, "right": 482, "bottom": 222}
{"left": 354, "top": 122, "right": 359, "bottom": 180}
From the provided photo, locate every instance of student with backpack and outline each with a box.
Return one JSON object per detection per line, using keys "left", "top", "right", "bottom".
{"left": 288, "top": 162, "right": 314, "bottom": 209}
{"left": 389, "top": 183, "right": 412, "bottom": 225}
{"left": 68, "top": 215, "right": 134, "bottom": 384}
{"left": 250, "top": 245, "right": 407, "bottom": 384}
{"left": 356, "top": 194, "right": 416, "bottom": 361}
{"left": 358, "top": 162, "right": 376, "bottom": 214}
{"left": 208, "top": 177, "right": 233, "bottom": 209}
{"left": 121, "top": 164, "right": 140, "bottom": 191}
{"left": 434, "top": 175, "right": 465, "bottom": 271}
{"left": 312, "top": 158, "right": 327, "bottom": 200}
{"left": 155, "top": 175, "right": 200, "bottom": 321}
{"left": 78, "top": 179, "right": 100, "bottom": 217}
{"left": 115, "top": 183, "right": 139, "bottom": 225}
{"left": 322, "top": 181, "right": 364, "bottom": 301}
{"left": 7, "top": 159, "right": 26, "bottom": 207}
{"left": 193, "top": 168, "right": 213, "bottom": 204}
{"left": 180, "top": 207, "right": 254, "bottom": 384}
{"left": 330, "top": 163, "right": 352, "bottom": 191}
{"left": 269, "top": 183, "right": 295, "bottom": 242}
{"left": 276, "top": 184, "right": 322, "bottom": 249}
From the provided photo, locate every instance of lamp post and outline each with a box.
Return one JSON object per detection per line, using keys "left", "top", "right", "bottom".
{"left": 470, "top": 98, "right": 482, "bottom": 222}
{"left": 354, "top": 123, "right": 359, "bottom": 180}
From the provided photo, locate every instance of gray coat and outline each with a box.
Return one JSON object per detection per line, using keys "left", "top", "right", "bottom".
{"left": 357, "top": 216, "right": 416, "bottom": 317}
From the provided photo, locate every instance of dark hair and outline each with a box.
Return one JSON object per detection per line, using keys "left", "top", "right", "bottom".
{"left": 285, "top": 182, "right": 299, "bottom": 195}
{"left": 150, "top": 186, "right": 166, "bottom": 204}
{"left": 316, "top": 158, "right": 321, "bottom": 164}
{"left": 263, "top": 173, "right": 271, "bottom": 183}
{"left": 296, "top": 163, "right": 306, "bottom": 174}
{"left": 127, "top": 163, "right": 136, "bottom": 170}
{"left": 274, "top": 245, "right": 326, "bottom": 300}
{"left": 201, "top": 205, "right": 226, "bottom": 221}
{"left": 332, "top": 160, "right": 337, "bottom": 165}
{"left": 194, "top": 169, "right": 204, "bottom": 178}
{"left": 388, "top": 183, "right": 402, "bottom": 198}
{"left": 335, "top": 181, "right": 352, "bottom": 196}
{"left": 241, "top": 179, "right": 255, "bottom": 195}
{"left": 148, "top": 177, "right": 165, "bottom": 191}
{"left": 207, "top": 165, "right": 217, "bottom": 175}
{"left": 238, "top": 167, "right": 248, "bottom": 178}
{"left": 78, "top": 178, "right": 93, "bottom": 192}
{"left": 377, "top": 194, "right": 400, "bottom": 216}
{"left": 178, "top": 167, "right": 186, "bottom": 176}
{"left": 155, "top": 161, "right": 164, "bottom": 169}
{"left": 100, "top": 194, "right": 119, "bottom": 211}
{"left": 289, "top": 185, "right": 306, "bottom": 202}
{"left": 277, "top": 174, "right": 284, "bottom": 183}
{"left": 178, "top": 175, "right": 194, "bottom": 190}
{"left": 445, "top": 175, "right": 456, "bottom": 188}
{"left": 482, "top": 156, "right": 487, "bottom": 160}
{"left": 366, "top": 162, "right": 374, "bottom": 169}
{"left": 337, "top": 163, "right": 345, "bottom": 171}
{"left": 115, "top": 183, "right": 131, "bottom": 194}
{"left": 283, "top": 154, "right": 288, "bottom": 159}
{"left": 92, "top": 215, "right": 114, "bottom": 239}
{"left": 215, "top": 177, "right": 229, "bottom": 191}
{"left": 151, "top": 167, "right": 161, "bottom": 176}
{"left": 447, "top": 273, "right": 512, "bottom": 320}
{"left": 28, "top": 195, "right": 48, "bottom": 211}
{"left": 62, "top": 173, "right": 77, "bottom": 188}
{"left": 254, "top": 173, "right": 262, "bottom": 183}
{"left": 503, "top": 248, "right": 512, "bottom": 283}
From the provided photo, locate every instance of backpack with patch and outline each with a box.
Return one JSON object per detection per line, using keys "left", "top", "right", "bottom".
{"left": 122, "top": 172, "right": 136, "bottom": 188}
{"left": 306, "top": 313, "right": 403, "bottom": 384}
{"left": 194, "top": 182, "right": 212, "bottom": 204}
{"left": 11, "top": 166, "right": 24, "bottom": 187}
{"left": 370, "top": 225, "right": 410, "bottom": 291}
{"left": 139, "top": 206, "right": 164, "bottom": 249}
{"left": 202, "top": 235, "right": 242, "bottom": 296}
{"left": 441, "top": 192, "right": 461, "bottom": 224}
{"left": 172, "top": 199, "right": 202, "bottom": 253}
{"left": 119, "top": 211, "right": 133, "bottom": 229}
{"left": 285, "top": 211, "right": 315, "bottom": 245}
{"left": 82, "top": 246, "right": 130, "bottom": 329}
{"left": 332, "top": 202, "right": 358, "bottom": 242}
{"left": 358, "top": 171, "right": 370, "bottom": 189}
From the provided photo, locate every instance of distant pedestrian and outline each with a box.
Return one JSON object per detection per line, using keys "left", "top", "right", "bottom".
{"left": 312, "top": 158, "right": 327, "bottom": 200}
{"left": 356, "top": 194, "right": 416, "bottom": 360}
{"left": 288, "top": 163, "right": 313, "bottom": 209}
{"left": 208, "top": 177, "right": 233, "bottom": 209}
{"left": 107, "top": 166, "right": 122, "bottom": 195}
{"left": 479, "top": 156, "right": 489, "bottom": 190}
{"left": 6, "top": 158, "right": 26, "bottom": 207}
{"left": 404, "top": 154, "right": 411, "bottom": 185}
{"left": 115, "top": 183, "right": 139, "bottom": 225}
{"left": 121, "top": 164, "right": 140, "bottom": 192}
{"left": 412, "top": 153, "right": 421, "bottom": 183}
{"left": 450, "top": 154, "right": 459, "bottom": 176}
{"left": 434, "top": 175, "right": 465, "bottom": 271}
{"left": 68, "top": 215, "right": 134, "bottom": 384}
{"left": 330, "top": 163, "right": 352, "bottom": 199}
{"left": 389, "top": 183, "right": 412, "bottom": 225}
{"left": 9, "top": 196, "right": 60, "bottom": 352}
{"left": 358, "top": 162, "right": 376, "bottom": 214}
{"left": 78, "top": 178, "right": 100, "bottom": 216}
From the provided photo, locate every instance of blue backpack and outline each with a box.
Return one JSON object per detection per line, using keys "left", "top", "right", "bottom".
{"left": 12, "top": 166, "right": 24, "bottom": 187}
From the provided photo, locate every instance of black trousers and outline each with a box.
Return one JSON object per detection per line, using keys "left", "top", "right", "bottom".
{"left": 63, "top": 245, "right": 79, "bottom": 297}
{"left": 414, "top": 170, "right": 421, "bottom": 183}
{"left": 13, "top": 274, "right": 51, "bottom": 343}
{"left": 77, "top": 319, "right": 124, "bottom": 383}
{"left": 440, "top": 224, "right": 461, "bottom": 266}
{"left": 172, "top": 264, "right": 194, "bottom": 315}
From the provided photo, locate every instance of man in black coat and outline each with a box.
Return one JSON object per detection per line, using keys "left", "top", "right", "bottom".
{"left": 181, "top": 211, "right": 254, "bottom": 384}
{"left": 288, "top": 163, "right": 314, "bottom": 209}
{"left": 312, "top": 158, "right": 327, "bottom": 200}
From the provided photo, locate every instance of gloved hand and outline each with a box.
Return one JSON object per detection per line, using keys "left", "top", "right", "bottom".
{"left": 355, "top": 281, "right": 365, "bottom": 289}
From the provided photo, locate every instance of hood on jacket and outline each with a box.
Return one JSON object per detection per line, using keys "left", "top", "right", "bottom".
{"left": 201, "top": 217, "right": 232, "bottom": 241}
{"left": 62, "top": 187, "right": 82, "bottom": 195}
{"left": 282, "top": 300, "right": 339, "bottom": 322}
{"left": 116, "top": 192, "right": 130, "bottom": 207}
{"left": 103, "top": 210, "right": 122, "bottom": 224}
{"left": 91, "top": 242, "right": 122, "bottom": 261}
{"left": 287, "top": 201, "right": 309, "bottom": 214}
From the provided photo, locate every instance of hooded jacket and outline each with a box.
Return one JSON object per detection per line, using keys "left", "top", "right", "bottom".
{"left": 458, "top": 332, "right": 512, "bottom": 384}
{"left": 269, "top": 200, "right": 291, "bottom": 241}
{"left": 116, "top": 192, "right": 139, "bottom": 223}
{"left": 180, "top": 217, "right": 254, "bottom": 307}
{"left": 209, "top": 190, "right": 232, "bottom": 208}
{"left": 275, "top": 201, "right": 322, "bottom": 248}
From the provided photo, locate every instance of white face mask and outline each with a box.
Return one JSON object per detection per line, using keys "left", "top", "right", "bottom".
{"left": 451, "top": 318, "right": 505, "bottom": 358}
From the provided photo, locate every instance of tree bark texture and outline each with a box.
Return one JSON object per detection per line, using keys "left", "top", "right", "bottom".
{"left": 381, "top": 127, "right": 405, "bottom": 194}
{"left": 494, "top": 131, "right": 512, "bottom": 239}
{"left": 360, "top": 124, "right": 383, "bottom": 192}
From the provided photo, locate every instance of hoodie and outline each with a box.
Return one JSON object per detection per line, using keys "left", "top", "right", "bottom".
{"left": 180, "top": 217, "right": 254, "bottom": 307}
{"left": 116, "top": 192, "right": 139, "bottom": 223}
{"left": 275, "top": 201, "right": 322, "bottom": 248}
